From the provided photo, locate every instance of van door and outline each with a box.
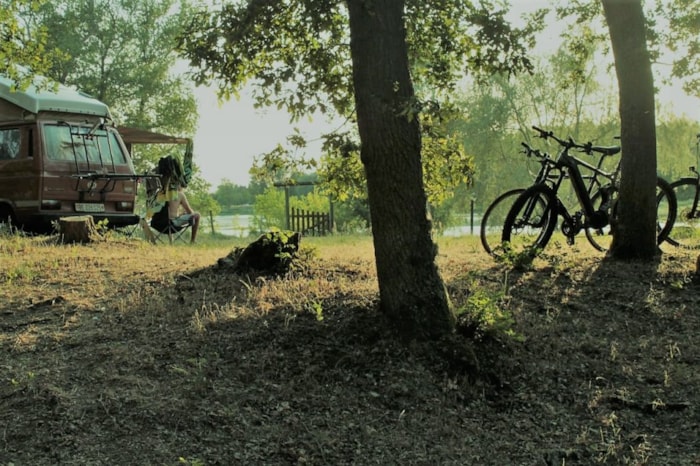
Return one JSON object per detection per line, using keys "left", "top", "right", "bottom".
{"left": 0, "top": 125, "right": 40, "bottom": 226}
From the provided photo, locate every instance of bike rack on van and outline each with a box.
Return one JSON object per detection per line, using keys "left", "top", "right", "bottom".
{"left": 55, "top": 121, "right": 147, "bottom": 201}
{"left": 70, "top": 172, "right": 155, "bottom": 202}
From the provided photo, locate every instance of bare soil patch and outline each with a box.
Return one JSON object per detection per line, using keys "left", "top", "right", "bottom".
{"left": 0, "top": 235, "right": 698, "bottom": 465}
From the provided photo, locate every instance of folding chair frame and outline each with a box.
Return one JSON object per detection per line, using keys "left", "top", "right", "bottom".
{"left": 152, "top": 219, "right": 192, "bottom": 244}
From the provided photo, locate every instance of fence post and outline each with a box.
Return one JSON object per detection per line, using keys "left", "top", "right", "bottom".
{"left": 470, "top": 199, "right": 474, "bottom": 235}
{"left": 209, "top": 210, "right": 216, "bottom": 235}
{"left": 284, "top": 186, "right": 290, "bottom": 230}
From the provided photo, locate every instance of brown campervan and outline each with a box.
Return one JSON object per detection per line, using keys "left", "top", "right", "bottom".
{"left": 0, "top": 74, "right": 139, "bottom": 233}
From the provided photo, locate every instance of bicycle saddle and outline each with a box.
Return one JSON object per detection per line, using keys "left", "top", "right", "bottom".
{"left": 590, "top": 145, "right": 621, "bottom": 156}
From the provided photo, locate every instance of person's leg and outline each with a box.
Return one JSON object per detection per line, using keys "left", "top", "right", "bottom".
{"left": 190, "top": 213, "right": 200, "bottom": 243}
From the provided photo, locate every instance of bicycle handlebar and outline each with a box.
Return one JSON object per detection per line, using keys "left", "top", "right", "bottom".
{"left": 520, "top": 142, "right": 547, "bottom": 159}
{"left": 532, "top": 126, "right": 620, "bottom": 156}
{"left": 532, "top": 125, "right": 576, "bottom": 149}
{"left": 532, "top": 125, "right": 553, "bottom": 140}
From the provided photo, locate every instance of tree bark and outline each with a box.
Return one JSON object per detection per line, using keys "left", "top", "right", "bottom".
{"left": 602, "top": 0, "right": 659, "bottom": 259}
{"left": 59, "top": 215, "right": 102, "bottom": 244}
{"left": 346, "top": 0, "right": 454, "bottom": 340}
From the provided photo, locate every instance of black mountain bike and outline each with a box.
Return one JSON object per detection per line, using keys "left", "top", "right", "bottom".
{"left": 480, "top": 143, "right": 552, "bottom": 256}
{"left": 501, "top": 126, "right": 677, "bottom": 255}
{"left": 666, "top": 133, "right": 700, "bottom": 249}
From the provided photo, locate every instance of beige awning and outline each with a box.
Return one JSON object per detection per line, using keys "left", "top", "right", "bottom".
{"left": 118, "top": 127, "right": 190, "bottom": 145}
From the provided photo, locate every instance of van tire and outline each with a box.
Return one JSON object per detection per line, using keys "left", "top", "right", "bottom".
{"left": 0, "top": 205, "right": 16, "bottom": 227}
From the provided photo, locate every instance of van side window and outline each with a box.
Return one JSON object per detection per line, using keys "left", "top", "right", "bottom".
{"left": 0, "top": 129, "right": 21, "bottom": 160}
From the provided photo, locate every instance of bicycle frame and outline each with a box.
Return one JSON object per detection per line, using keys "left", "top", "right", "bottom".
{"left": 558, "top": 150, "right": 619, "bottom": 225}
{"left": 524, "top": 127, "right": 621, "bottom": 241}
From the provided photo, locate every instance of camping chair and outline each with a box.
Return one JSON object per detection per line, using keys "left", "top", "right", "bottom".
{"left": 149, "top": 202, "right": 194, "bottom": 244}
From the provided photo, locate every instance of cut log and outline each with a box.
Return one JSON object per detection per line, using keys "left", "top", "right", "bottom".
{"left": 218, "top": 230, "right": 301, "bottom": 274}
{"left": 59, "top": 215, "right": 103, "bottom": 244}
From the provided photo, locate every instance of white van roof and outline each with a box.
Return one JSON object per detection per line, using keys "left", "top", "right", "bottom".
{"left": 0, "top": 73, "right": 111, "bottom": 119}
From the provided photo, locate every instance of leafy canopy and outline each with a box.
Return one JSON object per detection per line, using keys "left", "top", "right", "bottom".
{"left": 33, "top": 0, "right": 198, "bottom": 138}
{"left": 0, "top": 0, "right": 64, "bottom": 89}
{"left": 555, "top": 0, "right": 700, "bottom": 98}
{"left": 178, "top": 0, "right": 540, "bottom": 202}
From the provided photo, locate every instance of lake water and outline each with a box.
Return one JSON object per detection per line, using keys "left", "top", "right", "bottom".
{"left": 209, "top": 214, "right": 482, "bottom": 237}
{"left": 209, "top": 214, "right": 253, "bottom": 237}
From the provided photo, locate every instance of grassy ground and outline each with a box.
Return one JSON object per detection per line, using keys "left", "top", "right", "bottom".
{"left": 0, "top": 231, "right": 698, "bottom": 465}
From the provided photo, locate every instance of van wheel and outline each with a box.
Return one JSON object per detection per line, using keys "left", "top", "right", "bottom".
{"left": 0, "top": 205, "right": 17, "bottom": 229}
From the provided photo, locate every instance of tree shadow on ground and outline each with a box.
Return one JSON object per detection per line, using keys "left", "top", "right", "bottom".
{"left": 485, "top": 248, "right": 700, "bottom": 464}
{"left": 3, "top": 240, "right": 698, "bottom": 465}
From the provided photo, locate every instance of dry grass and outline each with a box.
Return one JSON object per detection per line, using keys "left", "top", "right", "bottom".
{"left": 0, "top": 232, "right": 698, "bottom": 465}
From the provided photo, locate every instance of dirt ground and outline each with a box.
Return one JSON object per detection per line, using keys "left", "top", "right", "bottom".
{"left": 0, "top": 234, "right": 698, "bottom": 465}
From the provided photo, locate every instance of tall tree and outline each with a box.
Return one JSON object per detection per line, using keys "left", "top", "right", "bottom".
{"left": 34, "top": 0, "right": 197, "bottom": 135}
{"left": 602, "top": 0, "right": 659, "bottom": 259}
{"left": 346, "top": 0, "right": 453, "bottom": 338}
{"left": 654, "top": 0, "right": 700, "bottom": 98}
{"left": 558, "top": 0, "right": 699, "bottom": 258}
{"left": 21, "top": 0, "right": 216, "bottom": 212}
{"left": 179, "top": 0, "right": 534, "bottom": 340}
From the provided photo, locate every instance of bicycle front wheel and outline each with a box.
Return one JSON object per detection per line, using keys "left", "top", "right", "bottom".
{"left": 480, "top": 189, "right": 525, "bottom": 256}
{"left": 502, "top": 184, "right": 557, "bottom": 257}
{"left": 665, "top": 178, "right": 700, "bottom": 249}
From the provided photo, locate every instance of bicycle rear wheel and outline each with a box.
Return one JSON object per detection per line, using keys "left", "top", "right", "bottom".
{"left": 480, "top": 189, "right": 525, "bottom": 256}
{"left": 501, "top": 184, "right": 557, "bottom": 257}
{"left": 586, "top": 177, "right": 677, "bottom": 251}
{"left": 665, "top": 178, "right": 700, "bottom": 249}
{"left": 656, "top": 176, "right": 677, "bottom": 245}
{"left": 585, "top": 185, "right": 617, "bottom": 252}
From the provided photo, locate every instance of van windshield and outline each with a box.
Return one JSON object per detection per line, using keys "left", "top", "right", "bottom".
{"left": 44, "top": 124, "right": 127, "bottom": 165}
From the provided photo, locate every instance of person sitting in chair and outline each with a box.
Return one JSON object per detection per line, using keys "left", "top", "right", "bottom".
{"left": 150, "top": 184, "right": 200, "bottom": 244}
{"left": 167, "top": 186, "right": 200, "bottom": 244}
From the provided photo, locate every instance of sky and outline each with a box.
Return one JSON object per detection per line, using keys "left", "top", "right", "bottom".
{"left": 190, "top": 2, "right": 700, "bottom": 190}
{"left": 192, "top": 86, "right": 335, "bottom": 188}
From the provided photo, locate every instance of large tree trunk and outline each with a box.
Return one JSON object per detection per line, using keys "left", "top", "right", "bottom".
{"left": 346, "top": 0, "right": 454, "bottom": 340}
{"left": 602, "top": 0, "right": 659, "bottom": 259}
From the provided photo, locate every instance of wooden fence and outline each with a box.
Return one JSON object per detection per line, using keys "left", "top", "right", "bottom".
{"left": 290, "top": 207, "right": 331, "bottom": 236}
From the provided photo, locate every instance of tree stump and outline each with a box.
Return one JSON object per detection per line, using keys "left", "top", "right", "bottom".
{"left": 58, "top": 215, "right": 103, "bottom": 244}
{"left": 218, "top": 230, "right": 301, "bottom": 275}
